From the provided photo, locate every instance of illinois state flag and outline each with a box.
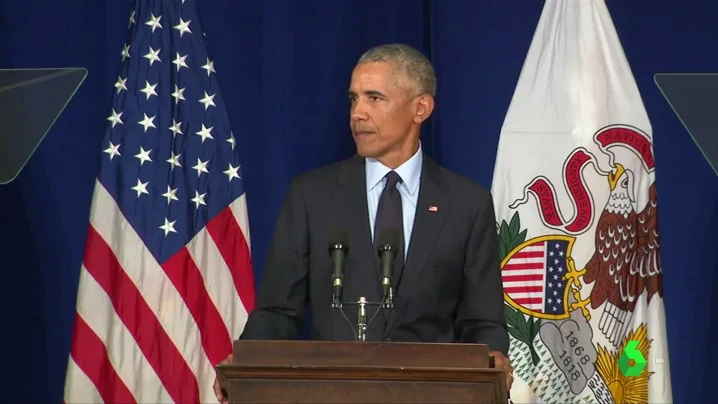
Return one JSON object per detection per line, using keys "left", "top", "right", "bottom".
{"left": 490, "top": 1, "right": 672, "bottom": 403}
{"left": 63, "top": 1, "right": 255, "bottom": 403}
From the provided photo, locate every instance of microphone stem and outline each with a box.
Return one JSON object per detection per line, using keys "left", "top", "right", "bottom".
{"left": 357, "top": 297, "right": 367, "bottom": 342}
{"left": 332, "top": 280, "right": 342, "bottom": 307}
{"left": 382, "top": 282, "right": 393, "bottom": 308}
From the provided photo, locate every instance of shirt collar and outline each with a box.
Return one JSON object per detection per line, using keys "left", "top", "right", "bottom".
{"left": 365, "top": 143, "right": 423, "bottom": 196}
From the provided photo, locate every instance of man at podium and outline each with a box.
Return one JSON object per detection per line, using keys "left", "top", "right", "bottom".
{"left": 215, "top": 43, "right": 512, "bottom": 402}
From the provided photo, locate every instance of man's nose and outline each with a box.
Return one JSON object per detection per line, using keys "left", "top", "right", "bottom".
{"left": 350, "top": 102, "right": 368, "bottom": 121}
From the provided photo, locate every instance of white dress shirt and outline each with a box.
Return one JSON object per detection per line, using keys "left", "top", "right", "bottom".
{"left": 365, "top": 144, "right": 423, "bottom": 259}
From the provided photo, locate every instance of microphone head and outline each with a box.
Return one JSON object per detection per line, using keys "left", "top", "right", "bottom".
{"left": 328, "top": 228, "right": 349, "bottom": 254}
{"left": 377, "top": 227, "right": 400, "bottom": 254}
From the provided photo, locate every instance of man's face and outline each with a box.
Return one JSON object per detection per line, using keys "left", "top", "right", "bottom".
{"left": 348, "top": 62, "right": 418, "bottom": 162}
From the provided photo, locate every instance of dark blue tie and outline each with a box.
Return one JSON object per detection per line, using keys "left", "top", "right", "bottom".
{"left": 374, "top": 171, "right": 404, "bottom": 274}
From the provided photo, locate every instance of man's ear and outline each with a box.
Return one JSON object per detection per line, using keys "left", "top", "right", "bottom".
{"left": 413, "top": 94, "right": 435, "bottom": 124}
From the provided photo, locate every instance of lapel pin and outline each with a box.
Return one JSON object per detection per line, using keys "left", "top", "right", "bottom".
{"left": 428, "top": 205, "right": 438, "bottom": 212}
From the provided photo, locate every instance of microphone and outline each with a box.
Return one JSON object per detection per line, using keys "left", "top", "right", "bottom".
{"left": 376, "top": 228, "right": 400, "bottom": 307}
{"left": 328, "top": 228, "right": 349, "bottom": 306}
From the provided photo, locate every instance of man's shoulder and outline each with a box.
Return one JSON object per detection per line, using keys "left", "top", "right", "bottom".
{"left": 430, "top": 160, "right": 491, "bottom": 200}
{"left": 429, "top": 162, "right": 496, "bottom": 227}
{"left": 288, "top": 154, "right": 360, "bottom": 189}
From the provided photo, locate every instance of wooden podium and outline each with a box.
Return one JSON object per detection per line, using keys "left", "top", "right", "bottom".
{"left": 216, "top": 340, "right": 508, "bottom": 403}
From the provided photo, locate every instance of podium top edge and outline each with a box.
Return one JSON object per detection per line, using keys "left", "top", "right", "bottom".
{"left": 234, "top": 340, "right": 490, "bottom": 348}
{"left": 232, "top": 340, "right": 492, "bottom": 370}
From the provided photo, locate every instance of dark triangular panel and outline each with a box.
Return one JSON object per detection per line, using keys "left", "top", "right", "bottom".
{"left": 655, "top": 73, "right": 718, "bottom": 177}
{"left": 0, "top": 68, "right": 87, "bottom": 184}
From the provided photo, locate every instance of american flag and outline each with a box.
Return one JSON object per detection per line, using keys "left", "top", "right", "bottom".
{"left": 502, "top": 239, "right": 570, "bottom": 315}
{"left": 63, "top": 1, "right": 255, "bottom": 403}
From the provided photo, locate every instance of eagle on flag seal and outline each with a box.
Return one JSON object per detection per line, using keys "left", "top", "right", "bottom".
{"left": 573, "top": 162, "right": 664, "bottom": 347}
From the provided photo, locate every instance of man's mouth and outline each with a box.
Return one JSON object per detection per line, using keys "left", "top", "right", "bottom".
{"left": 354, "top": 130, "right": 375, "bottom": 136}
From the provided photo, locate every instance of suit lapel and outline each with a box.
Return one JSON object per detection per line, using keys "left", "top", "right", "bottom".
{"left": 333, "top": 156, "right": 388, "bottom": 339}
{"left": 333, "top": 155, "right": 382, "bottom": 298}
{"left": 386, "top": 158, "right": 450, "bottom": 334}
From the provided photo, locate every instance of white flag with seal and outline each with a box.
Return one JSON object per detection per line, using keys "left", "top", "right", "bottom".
{"left": 490, "top": 1, "right": 673, "bottom": 403}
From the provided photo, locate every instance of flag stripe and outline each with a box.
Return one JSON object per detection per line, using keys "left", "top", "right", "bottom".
{"left": 509, "top": 292, "right": 545, "bottom": 299}
{"left": 75, "top": 265, "right": 171, "bottom": 403}
{"left": 84, "top": 225, "right": 200, "bottom": 403}
{"left": 206, "top": 203, "right": 256, "bottom": 313}
{"left": 501, "top": 269, "right": 546, "bottom": 277}
{"left": 512, "top": 251, "right": 544, "bottom": 259}
{"left": 503, "top": 280, "right": 544, "bottom": 287}
{"left": 68, "top": 313, "right": 137, "bottom": 404}
{"left": 511, "top": 297, "right": 544, "bottom": 304}
{"left": 517, "top": 244, "right": 544, "bottom": 251}
{"left": 504, "top": 286, "right": 543, "bottom": 293}
{"left": 162, "top": 246, "right": 233, "bottom": 367}
{"left": 64, "top": 356, "right": 105, "bottom": 404}
{"left": 230, "top": 194, "right": 252, "bottom": 253}
{"left": 504, "top": 262, "right": 545, "bottom": 270}
{"left": 188, "top": 222, "right": 250, "bottom": 345}
{"left": 502, "top": 274, "right": 544, "bottom": 282}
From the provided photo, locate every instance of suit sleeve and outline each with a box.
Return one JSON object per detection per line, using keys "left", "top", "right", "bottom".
{"left": 239, "top": 178, "right": 309, "bottom": 340}
{"left": 454, "top": 192, "right": 510, "bottom": 356}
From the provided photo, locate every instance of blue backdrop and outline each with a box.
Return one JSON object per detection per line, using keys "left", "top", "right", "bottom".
{"left": 1, "top": 0, "right": 715, "bottom": 402}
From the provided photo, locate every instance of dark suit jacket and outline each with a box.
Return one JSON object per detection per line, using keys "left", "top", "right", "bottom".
{"left": 240, "top": 153, "right": 509, "bottom": 355}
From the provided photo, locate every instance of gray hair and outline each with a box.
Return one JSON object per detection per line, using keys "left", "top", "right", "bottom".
{"left": 357, "top": 44, "right": 437, "bottom": 97}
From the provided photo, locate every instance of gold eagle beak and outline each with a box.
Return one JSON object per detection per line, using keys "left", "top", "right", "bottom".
{"left": 608, "top": 163, "right": 625, "bottom": 190}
